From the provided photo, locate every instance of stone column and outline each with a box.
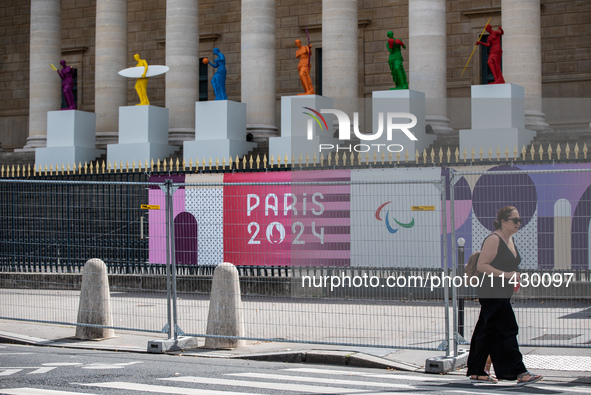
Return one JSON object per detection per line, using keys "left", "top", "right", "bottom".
{"left": 502, "top": 0, "right": 548, "bottom": 130}
{"left": 23, "top": 0, "right": 61, "bottom": 151}
{"left": 409, "top": 0, "right": 452, "bottom": 134}
{"left": 322, "top": 0, "right": 358, "bottom": 103}
{"left": 95, "top": 0, "right": 128, "bottom": 148}
{"left": 241, "top": 0, "right": 278, "bottom": 142}
{"left": 166, "top": 0, "right": 199, "bottom": 145}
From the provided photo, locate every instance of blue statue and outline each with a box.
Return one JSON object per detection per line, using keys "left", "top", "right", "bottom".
{"left": 203, "top": 48, "right": 227, "bottom": 100}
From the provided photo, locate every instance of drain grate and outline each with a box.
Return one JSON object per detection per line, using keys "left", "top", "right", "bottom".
{"left": 532, "top": 334, "right": 581, "bottom": 341}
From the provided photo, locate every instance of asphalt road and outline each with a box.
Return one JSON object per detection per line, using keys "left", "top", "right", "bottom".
{"left": 1, "top": 344, "right": 590, "bottom": 394}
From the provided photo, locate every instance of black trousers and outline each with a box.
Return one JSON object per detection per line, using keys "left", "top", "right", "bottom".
{"left": 466, "top": 298, "right": 527, "bottom": 380}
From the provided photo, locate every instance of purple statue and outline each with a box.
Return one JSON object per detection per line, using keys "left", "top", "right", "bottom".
{"left": 57, "top": 60, "right": 76, "bottom": 110}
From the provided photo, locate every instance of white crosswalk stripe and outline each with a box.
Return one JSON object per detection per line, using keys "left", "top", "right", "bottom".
{"left": 160, "top": 375, "right": 373, "bottom": 393}
{"left": 3, "top": 364, "right": 589, "bottom": 395}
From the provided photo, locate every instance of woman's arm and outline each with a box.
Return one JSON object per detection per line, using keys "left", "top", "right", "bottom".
{"left": 477, "top": 235, "right": 518, "bottom": 280}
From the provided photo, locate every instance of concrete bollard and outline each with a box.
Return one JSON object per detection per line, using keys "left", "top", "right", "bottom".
{"left": 204, "top": 262, "right": 245, "bottom": 349}
{"left": 75, "top": 258, "right": 114, "bottom": 340}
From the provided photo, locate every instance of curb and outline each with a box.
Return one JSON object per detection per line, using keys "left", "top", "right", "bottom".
{"left": 0, "top": 331, "right": 422, "bottom": 372}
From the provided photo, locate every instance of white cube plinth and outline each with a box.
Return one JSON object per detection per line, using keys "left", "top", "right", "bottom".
{"left": 36, "top": 110, "right": 104, "bottom": 168}
{"left": 370, "top": 90, "right": 435, "bottom": 157}
{"left": 460, "top": 84, "right": 536, "bottom": 158}
{"left": 183, "top": 100, "right": 257, "bottom": 163}
{"left": 107, "top": 106, "right": 176, "bottom": 165}
{"left": 470, "top": 84, "right": 525, "bottom": 129}
{"left": 269, "top": 95, "right": 338, "bottom": 163}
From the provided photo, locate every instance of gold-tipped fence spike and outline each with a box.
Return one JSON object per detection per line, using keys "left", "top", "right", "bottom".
{"left": 138, "top": 160, "right": 143, "bottom": 171}
{"left": 446, "top": 147, "right": 451, "bottom": 163}
{"left": 312, "top": 153, "right": 317, "bottom": 166}
{"left": 102, "top": 161, "right": 106, "bottom": 173}
{"left": 49, "top": 164, "right": 53, "bottom": 175}
{"left": 256, "top": 154, "right": 261, "bottom": 169}
{"left": 470, "top": 148, "right": 476, "bottom": 161}
{"left": 44, "top": 164, "right": 48, "bottom": 176}
{"left": 89, "top": 162, "right": 94, "bottom": 174}
{"left": 27, "top": 164, "right": 31, "bottom": 177}
{"left": 215, "top": 157, "right": 220, "bottom": 171}
{"left": 437, "top": 148, "right": 442, "bottom": 163}
{"left": 263, "top": 154, "right": 267, "bottom": 168}
{"left": 548, "top": 144, "right": 553, "bottom": 160}
{"left": 415, "top": 150, "right": 420, "bottom": 163}
{"left": 247, "top": 155, "right": 252, "bottom": 169}
{"left": 431, "top": 148, "right": 436, "bottom": 163}
{"left": 16, "top": 165, "right": 20, "bottom": 178}
{"left": 372, "top": 150, "right": 377, "bottom": 165}
{"left": 396, "top": 151, "right": 400, "bottom": 164}
{"left": 365, "top": 152, "right": 369, "bottom": 164}
{"left": 132, "top": 160, "right": 136, "bottom": 170}
{"left": 388, "top": 151, "right": 393, "bottom": 164}
{"left": 320, "top": 153, "right": 325, "bottom": 166}
{"left": 538, "top": 145, "right": 544, "bottom": 161}
{"left": 583, "top": 143, "right": 588, "bottom": 159}
{"left": 155, "top": 159, "right": 159, "bottom": 172}
{"left": 1, "top": 165, "right": 4, "bottom": 178}
{"left": 327, "top": 152, "right": 332, "bottom": 166}
{"left": 176, "top": 158, "right": 181, "bottom": 172}
{"left": 574, "top": 143, "right": 580, "bottom": 159}
{"left": 565, "top": 143, "right": 570, "bottom": 159}
{"left": 422, "top": 149, "right": 427, "bottom": 164}
{"left": 334, "top": 152, "right": 339, "bottom": 166}
{"left": 357, "top": 152, "right": 362, "bottom": 166}
{"left": 207, "top": 157, "right": 212, "bottom": 171}
{"left": 379, "top": 151, "right": 384, "bottom": 165}
{"left": 242, "top": 155, "right": 247, "bottom": 169}
{"left": 404, "top": 150, "right": 409, "bottom": 163}
{"left": 477, "top": 147, "right": 483, "bottom": 160}
{"left": 289, "top": 154, "right": 294, "bottom": 167}
{"left": 169, "top": 158, "right": 173, "bottom": 171}
{"left": 83, "top": 162, "right": 88, "bottom": 174}
{"left": 461, "top": 147, "right": 466, "bottom": 162}
{"left": 555, "top": 144, "right": 561, "bottom": 160}
{"left": 60, "top": 163, "right": 64, "bottom": 175}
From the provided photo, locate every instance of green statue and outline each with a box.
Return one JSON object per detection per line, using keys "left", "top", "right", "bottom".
{"left": 387, "top": 31, "right": 408, "bottom": 90}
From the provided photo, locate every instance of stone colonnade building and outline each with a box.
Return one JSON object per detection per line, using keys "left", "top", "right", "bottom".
{"left": 0, "top": 0, "right": 589, "bottom": 152}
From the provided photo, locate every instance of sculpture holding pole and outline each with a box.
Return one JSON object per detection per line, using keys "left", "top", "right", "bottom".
{"left": 476, "top": 24, "right": 505, "bottom": 84}
{"left": 387, "top": 31, "right": 408, "bottom": 90}
{"left": 51, "top": 60, "right": 76, "bottom": 110}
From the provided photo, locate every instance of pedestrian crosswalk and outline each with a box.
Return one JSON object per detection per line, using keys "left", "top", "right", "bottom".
{"left": 1, "top": 366, "right": 588, "bottom": 394}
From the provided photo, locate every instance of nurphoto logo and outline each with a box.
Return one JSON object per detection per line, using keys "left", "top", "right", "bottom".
{"left": 302, "top": 107, "right": 418, "bottom": 153}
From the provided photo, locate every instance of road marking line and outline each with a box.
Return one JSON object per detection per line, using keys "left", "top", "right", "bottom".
{"left": 0, "top": 369, "right": 22, "bottom": 376}
{"left": 0, "top": 388, "right": 91, "bottom": 395}
{"left": 75, "top": 382, "right": 257, "bottom": 395}
{"left": 227, "top": 372, "right": 415, "bottom": 390}
{"left": 161, "top": 376, "right": 372, "bottom": 393}
{"left": 283, "top": 367, "right": 462, "bottom": 382}
{"left": 28, "top": 367, "right": 57, "bottom": 374}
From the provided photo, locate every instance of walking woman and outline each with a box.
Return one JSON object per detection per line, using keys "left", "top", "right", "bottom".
{"left": 466, "top": 206, "right": 542, "bottom": 386}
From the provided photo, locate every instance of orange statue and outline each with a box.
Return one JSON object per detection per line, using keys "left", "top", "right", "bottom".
{"left": 295, "top": 39, "right": 314, "bottom": 95}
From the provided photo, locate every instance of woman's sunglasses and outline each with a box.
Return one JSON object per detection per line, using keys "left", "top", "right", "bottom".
{"left": 507, "top": 217, "right": 522, "bottom": 224}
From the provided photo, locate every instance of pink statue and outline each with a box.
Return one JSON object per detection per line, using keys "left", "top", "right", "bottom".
{"left": 57, "top": 60, "right": 76, "bottom": 110}
{"left": 477, "top": 25, "right": 505, "bottom": 84}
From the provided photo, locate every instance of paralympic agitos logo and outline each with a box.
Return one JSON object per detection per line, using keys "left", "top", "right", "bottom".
{"left": 302, "top": 107, "right": 418, "bottom": 153}
{"left": 375, "top": 201, "right": 415, "bottom": 234}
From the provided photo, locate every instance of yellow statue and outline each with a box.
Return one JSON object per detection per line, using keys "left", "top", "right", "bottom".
{"left": 134, "top": 54, "right": 149, "bottom": 105}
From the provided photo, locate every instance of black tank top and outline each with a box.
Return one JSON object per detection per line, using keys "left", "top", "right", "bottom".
{"left": 477, "top": 233, "right": 521, "bottom": 299}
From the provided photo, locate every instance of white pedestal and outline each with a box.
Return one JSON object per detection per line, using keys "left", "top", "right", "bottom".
{"left": 370, "top": 90, "right": 435, "bottom": 157}
{"left": 35, "top": 110, "right": 105, "bottom": 168}
{"left": 183, "top": 100, "right": 257, "bottom": 163}
{"left": 460, "top": 84, "right": 536, "bottom": 158}
{"left": 270, "top": 95, "right": 338, "bottom": 164}
{"left": 107, "top": 106, "right": 176, "bottom": 165}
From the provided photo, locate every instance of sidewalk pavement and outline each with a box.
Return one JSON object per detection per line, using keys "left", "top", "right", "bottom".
{"left": 1, "top": 319, "right": 590, "bottom": 383}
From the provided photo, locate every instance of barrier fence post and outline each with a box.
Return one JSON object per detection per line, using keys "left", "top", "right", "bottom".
{"left": 457, "top": 238, "right": 465, "bottom": 339}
